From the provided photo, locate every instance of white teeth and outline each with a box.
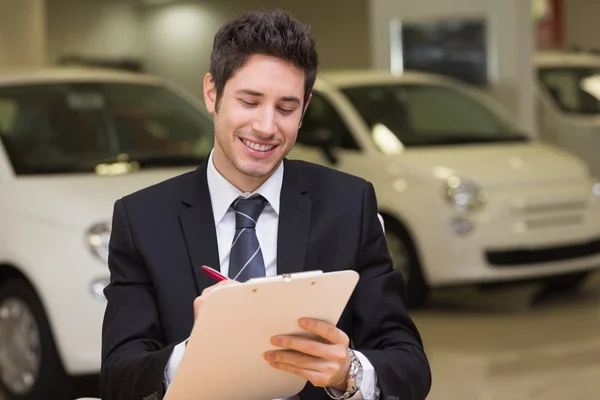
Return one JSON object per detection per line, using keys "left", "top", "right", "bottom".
{"left": 242, "top": 139, "right": 274, "bottom": 152}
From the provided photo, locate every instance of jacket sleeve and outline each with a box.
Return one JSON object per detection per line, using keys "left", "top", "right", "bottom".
{"left": 100, "top": 198, "right": 176, "bottom": 400}
{"left": 350, "top": 181, "right": 432, "bottom": 400}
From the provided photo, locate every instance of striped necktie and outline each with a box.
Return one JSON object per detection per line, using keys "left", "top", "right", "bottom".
{"left": 228, "top": 194, "right": 267, "bottom": 282}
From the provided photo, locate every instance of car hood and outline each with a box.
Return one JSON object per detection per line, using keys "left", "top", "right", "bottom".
{"left": 3, "top": 167, "right": 196, "bottom": 230}
{"left": 394, "top": 141, "right": 590, "bottom": 187}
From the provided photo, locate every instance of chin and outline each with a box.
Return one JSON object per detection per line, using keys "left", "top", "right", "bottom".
{"left": 238, "top": 165, "right": 277, "bottom": 178}
{"left": 235, "top": 159, "right": 279, "bottom": 178}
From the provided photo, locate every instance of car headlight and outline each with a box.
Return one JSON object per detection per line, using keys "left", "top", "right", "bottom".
{"left": 593, "top": 180, "right": 600, "bottom": 199}
{"left": 442, "top": 176, "right": 487, "bottom": 211}
{"left": 86, "top": 222, "right": 111, "bottom": 264}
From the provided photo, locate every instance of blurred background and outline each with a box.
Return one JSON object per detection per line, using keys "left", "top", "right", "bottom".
{"left": 1, "top": 0, "right": 600, "bottom": 399}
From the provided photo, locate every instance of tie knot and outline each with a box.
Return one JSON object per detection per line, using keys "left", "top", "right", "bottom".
{"left": 232, "top": 195, "right": 266, "bottom": 229}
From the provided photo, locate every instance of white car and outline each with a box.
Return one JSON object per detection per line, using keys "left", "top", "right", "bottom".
{"left": 1, "top": 66, "right": 599, "bottom": 399}
{"left": 288, "top": 69, "right": 600, "bottom": 306}
{"left": 0, "top": 68, "right": 214, "bottom": 399}
{"left": 536, "top": 50, "right": 600, "bottom": 179}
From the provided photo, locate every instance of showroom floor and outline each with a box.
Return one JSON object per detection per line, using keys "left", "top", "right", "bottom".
{"left": 415, "top": 272, "right": 600, "bottom": 400}
{"left": 2, "top": 275, "right": 598, "bottom": 400}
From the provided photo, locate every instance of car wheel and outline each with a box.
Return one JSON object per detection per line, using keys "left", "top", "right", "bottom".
{"left": 0, "top": 278, "right": 73, "bottom": 400}
{"left": 383, "top": 218, "right": 429, "bottom": 308}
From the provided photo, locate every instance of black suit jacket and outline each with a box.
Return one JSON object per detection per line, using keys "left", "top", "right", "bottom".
{"left": 100, "top": 158, "right": 431, "bottom": 400}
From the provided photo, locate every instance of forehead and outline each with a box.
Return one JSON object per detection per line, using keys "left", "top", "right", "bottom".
{"left": 225, "top": 54, "right": 305, "bottom": 94}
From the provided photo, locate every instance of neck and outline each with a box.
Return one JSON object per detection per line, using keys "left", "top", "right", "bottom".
{"left": 212, "top": 148, "right": 270, "bottom": 193}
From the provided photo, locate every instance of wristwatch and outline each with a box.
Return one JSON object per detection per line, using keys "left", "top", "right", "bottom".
{"left": 324, "top": 349, "right": 364, "bottom": 399}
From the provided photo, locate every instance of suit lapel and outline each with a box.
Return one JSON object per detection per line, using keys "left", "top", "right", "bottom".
{"left": 277, "top": 160, "right": 311, "bottom": 275}
{"left": 179, "top": 162, "right": 221, "bottom": 294}
{"left": 179, "top": 159, "right": 312, "bottom": 290}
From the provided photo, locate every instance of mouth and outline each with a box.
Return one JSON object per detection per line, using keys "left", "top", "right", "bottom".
{"left": 240, "top": 138, "right": 278, "bottom": 153}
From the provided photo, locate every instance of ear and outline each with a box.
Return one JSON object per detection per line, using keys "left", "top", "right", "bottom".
{"left": 203, "top": 73, "right": 217, "bottom": 114}
{"left": 299, "top": 92, "right": 312, "bottom": 128}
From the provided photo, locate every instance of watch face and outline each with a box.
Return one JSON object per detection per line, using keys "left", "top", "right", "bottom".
{"left": 355, "top": 368, "right": 363, "bottom": 387}
{"left": 351, "top": 354, "right": 363, "bottom": 388}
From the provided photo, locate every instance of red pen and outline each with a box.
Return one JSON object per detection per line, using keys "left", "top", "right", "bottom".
{"left": 200, "top": 265, "right": 230, "bottom": 282}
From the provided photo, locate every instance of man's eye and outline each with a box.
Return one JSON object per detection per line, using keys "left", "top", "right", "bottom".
{"left": 240, "top": 100, "right": 257, "bottom": 106}
{"left": 278, "top": 108, "right": 294, "bottom": 114}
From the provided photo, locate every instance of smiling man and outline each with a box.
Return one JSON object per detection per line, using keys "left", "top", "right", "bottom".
{"left": 208, "top": 53, "right": 304, "bottom": 192}
{"left": 100, "top": 9, "right": 431, "bottom": 400}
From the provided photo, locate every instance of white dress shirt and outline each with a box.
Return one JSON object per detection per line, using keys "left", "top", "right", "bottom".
{"left": 164, "top": 150, "right": 380, "bottom": 399}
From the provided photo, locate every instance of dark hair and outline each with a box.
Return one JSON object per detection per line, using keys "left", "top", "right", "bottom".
{"left": 209, "top": 9, "right": 319, "bottom": 111}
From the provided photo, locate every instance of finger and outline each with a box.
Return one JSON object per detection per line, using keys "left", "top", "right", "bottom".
{"left": 271, "top": 335, "right": 336, "bottom": 360}
{"left": 269, "top": 362, "right": 335, "bottom": 388}
{"left": 298, "top": 318, "right": 349, "bottom": 345}
{"left": 195, "top": 280, "right": 238, "bottom": 318}
{"left": 265, "top": 349, "right": 324, "bottom": 370}
{"left": 193, "top": 296, "right": 204, "bottom": 318}
{"left": 266, "top": 349, "right": 343, "bottom": 380}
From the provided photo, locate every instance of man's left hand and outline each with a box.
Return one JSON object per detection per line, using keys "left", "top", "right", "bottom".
{"left": 264, "top": 318, "right": 352, "bottom": 391}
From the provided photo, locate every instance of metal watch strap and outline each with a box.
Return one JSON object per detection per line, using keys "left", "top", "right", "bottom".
{"left": 324, "top": 350, "right": 362, "bottom": 399}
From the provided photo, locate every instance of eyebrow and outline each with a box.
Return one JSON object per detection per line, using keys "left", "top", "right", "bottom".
{"left": 236, "top": 89, "right": 301, "bottom": 104}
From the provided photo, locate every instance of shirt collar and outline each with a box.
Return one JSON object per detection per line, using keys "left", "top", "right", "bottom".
{"left": 206, "top": 149, "right": 283, "bottom": 227}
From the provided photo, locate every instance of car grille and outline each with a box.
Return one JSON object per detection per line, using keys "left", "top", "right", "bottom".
{"left": 511, "top": 198, "right": 588, "bottom": 230}
{"left": 486, "top": 237, "right": 600, "bottom": 266}
{"left": 517, "top": 200, "right": 587, "bottom": 214}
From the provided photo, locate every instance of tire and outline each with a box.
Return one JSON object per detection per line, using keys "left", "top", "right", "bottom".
{"left": 0, "top": 278, "right": 73, "bottom": 400}
{"left": 382, "top": 217, "right": 429, "bottom": 308}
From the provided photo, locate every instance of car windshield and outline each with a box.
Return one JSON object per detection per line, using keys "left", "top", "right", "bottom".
{"left": 0, "top": 81, "right": 214, "bottom": 175}
{"left": 341, "top": 83, "right": 527, "bottom": 152}
{"left": 538, "top": 66, "right": 600, "bottom": 115}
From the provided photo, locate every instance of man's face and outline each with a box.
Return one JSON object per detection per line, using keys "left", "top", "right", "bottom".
{"left": 204, "top": 54, "right": 310, "bottom": 188}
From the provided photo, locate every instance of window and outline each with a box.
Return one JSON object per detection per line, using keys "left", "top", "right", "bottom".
{"left": 342, "top": 83, "right": 526, "bottom": 150}
{"left": 406, "top": 86, "right": 506, "bottom": 135}
{"left": 0, "top": 100, "right": 17, "bottom": 134}
{"left": 298, "top": 93, "right": 359, "bottom": 150}
{"left": 538, "top": 67, "right": 600, "bottom": 115}
{"left": 0, "top": 82, "right": 214, "bottom": 175}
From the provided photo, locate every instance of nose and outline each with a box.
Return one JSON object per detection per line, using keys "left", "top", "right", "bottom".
{"left": 251, "top": 106, "right": 278, "bottom": 136}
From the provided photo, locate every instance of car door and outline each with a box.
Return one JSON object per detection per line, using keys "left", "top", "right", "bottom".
{"left": 287, "top": 90, "right": 367, "bottom": 179}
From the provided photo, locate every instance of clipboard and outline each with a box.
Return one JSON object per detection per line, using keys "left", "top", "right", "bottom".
{"left": 164, "top": 269, "right": 359, "bottom": 400}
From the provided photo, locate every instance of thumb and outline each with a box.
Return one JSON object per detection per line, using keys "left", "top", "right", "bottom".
{"left": 193, "top": 296, "right": 204, "bottom": 320}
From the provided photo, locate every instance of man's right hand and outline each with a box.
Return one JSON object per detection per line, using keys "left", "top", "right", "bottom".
{"left": 193, "top": 280, "right": 239, "bottom": 320}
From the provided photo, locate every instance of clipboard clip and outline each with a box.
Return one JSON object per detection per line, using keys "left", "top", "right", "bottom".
{"left": 281, "top": 270, "right": 323, "bottom": 281}
{"left": 247, "top": 270, "right": 323, "bottom": 284}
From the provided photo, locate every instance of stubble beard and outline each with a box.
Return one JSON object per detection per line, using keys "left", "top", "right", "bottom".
{"left": 215, "top": 125, "right": 285, "bottom": 180}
